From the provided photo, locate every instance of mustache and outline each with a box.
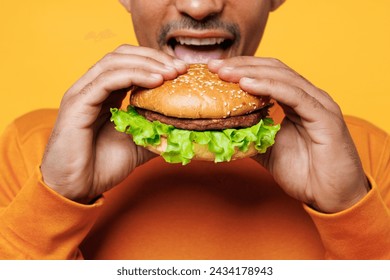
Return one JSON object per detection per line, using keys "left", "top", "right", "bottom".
{"left": 158, "top": 15, "right": 241, "bottom": 47}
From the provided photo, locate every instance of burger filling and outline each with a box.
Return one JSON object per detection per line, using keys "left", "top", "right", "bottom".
{"left": 135, "top": 105, "right": 271, "bottom": 131}
{"left": 110, "top": 106, "right": 280, "bottom": 165}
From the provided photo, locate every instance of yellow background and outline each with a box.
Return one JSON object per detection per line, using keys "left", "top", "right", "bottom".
{"left": 1, "top": 0, "right": 389, "bottom": 133}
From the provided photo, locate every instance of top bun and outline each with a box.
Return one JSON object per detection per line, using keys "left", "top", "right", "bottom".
{"left": 130, "top": 64, "right": 269, "bottom": 119}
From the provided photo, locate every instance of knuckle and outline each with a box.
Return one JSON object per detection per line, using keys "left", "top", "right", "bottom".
{"left": 142, "top": 56, "right": 159, "bottom": 65}
{"left": 269, "top": 57, "right": 285, "bottom": 67}
{"left": 89, "top": 52, "right": 115, "bottom": 73}
{"left": 60, "top": 90, "right": 78, "bottom": 109}
{"left": 280, "top": 67, "right": 297, "bottom": 79}
{"left": 79, "top": 81, "right": 95, "bottom": 96}
{"left": 310, "top": 97, "right": 323, "bottom": 110}
{"left": 317, "top": 89, "right": 343, "bottom": 115}
{"left": 262, "top": 78, "right": 278, "bottom": 88}
{"left": 101, "top": 52, "right": 117, "bottom": 63}
{"left": 93, "top": 51, "right": 122, "bottom": 72}
{"left": 114, "top": 43, "right": 133, "bottom": 52}
{"left": 88, "top": 61, "right": 100, "bottom": 73}
{"left": 294, "top": 87, "right": 307, "bottom": 101}
{"left": 94, "top": 71, "right": 113, "bottom": 88}
{"left": 236, "top": 56, "right": 248, "bottom": 63}
{"left": 224, "top": 56, "right": 248, "bottom": 66}
{"left": 295, "top": 87, "right": 324, "bottom": 110}
{"left": 329, "top": 101, "right": 343, "bottom": 115}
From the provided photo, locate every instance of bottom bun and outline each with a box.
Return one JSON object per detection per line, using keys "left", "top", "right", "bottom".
{"left": 146, "top": 136, "right": 259, "bottom": 162}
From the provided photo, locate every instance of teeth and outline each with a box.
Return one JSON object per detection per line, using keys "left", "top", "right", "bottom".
{"left": 176, "top": 37, "right": 225, "bottom": 46}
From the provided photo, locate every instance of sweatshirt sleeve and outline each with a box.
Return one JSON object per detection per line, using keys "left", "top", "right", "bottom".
{"left": 304, "top": 117, "right": 390, "bottom": 259}
{"left": 304, "top": 176, "right": 390, "bottom": 259}
{"left": 0, "top": 167, "right": 103, "bottom": 259}
{"left": 0, "top": 110, "right": 103, "bottom": 259}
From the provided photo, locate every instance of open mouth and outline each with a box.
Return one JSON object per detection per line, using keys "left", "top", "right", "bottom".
{"left": 167, "top": 36, "right": 234, "bottom": 64}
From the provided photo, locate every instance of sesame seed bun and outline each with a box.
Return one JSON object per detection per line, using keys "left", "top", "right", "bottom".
{"left": 130, "top": 63, "right": 270, "bottom": 119}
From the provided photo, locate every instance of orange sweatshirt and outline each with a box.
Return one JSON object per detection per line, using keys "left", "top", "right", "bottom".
{"left": 0, "top": 106, "right": 389, "bottom": 260}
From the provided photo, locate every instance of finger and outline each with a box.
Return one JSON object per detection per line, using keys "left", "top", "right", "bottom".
{"left": 214, "top": 58, "right": 323, "bottom": 96}
{"left": 97, "top": 53, "right": 183, "bottom": 77}
{"left": 212, "top": 60, "right": 339, "bottom": 115}
{"left": 68, "top": 45, "right": 187, "bottom": 95}
{"left": 208, "top": 56, "right": 289, "bottom": 71}
{"left": 218, "top": 64, "right": 303, "bottom": 86}
{"left": 60, "top": 68, "right": 164, "bottom": 128}
{"left": 221, "top": 65, "right": 335, "bottom": 108}
{"left": 113, "top": 44, "right": 187, "bottom": 69}
{"left": 239, "top": 77, "right": 330, "bottom": 124}
{"left": 68, "top": 53, "right": 183, "bottom": 96}
{"left": 80, "top": 68, "right": 164, "bottom": 106}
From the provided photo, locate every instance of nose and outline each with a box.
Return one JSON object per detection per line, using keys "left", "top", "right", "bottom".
{"left": 175, "top": 0, "right": 224, "bottom": 21}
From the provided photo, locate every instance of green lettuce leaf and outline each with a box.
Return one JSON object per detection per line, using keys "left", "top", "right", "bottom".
{"left": 110, "top": 106, "right": 280, "bottom": 165}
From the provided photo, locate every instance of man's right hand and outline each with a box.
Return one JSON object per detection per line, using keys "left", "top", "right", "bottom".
{"left": 40, "top": 45, "right": 188, "bottom": 203}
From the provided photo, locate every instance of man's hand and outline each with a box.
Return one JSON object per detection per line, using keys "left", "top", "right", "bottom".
{"left": 41, "top": 45, "right": 188, "bottom": 203}
{"left": 209, "top": 57, "right": 369, "bottom": 213}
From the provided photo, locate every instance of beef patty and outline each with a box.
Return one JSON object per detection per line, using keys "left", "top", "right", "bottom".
{"left": 135, "top": 105, "right": 271, "bottom": 131}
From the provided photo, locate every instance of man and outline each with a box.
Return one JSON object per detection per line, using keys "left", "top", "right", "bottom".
{"left": 0, "top": 0, "right": 389, "bottom": 259}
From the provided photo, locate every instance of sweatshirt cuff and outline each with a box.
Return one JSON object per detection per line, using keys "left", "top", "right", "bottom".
{"left": 1, "top": 166, "right": 103, "bottom": 259}
{"left": 304, "top": 175, "right": 390, "bottom": 259}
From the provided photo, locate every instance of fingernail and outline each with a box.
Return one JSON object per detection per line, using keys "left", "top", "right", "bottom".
{"left": 150, "top": 73, "right": 162, "bottom": 80}
{"left": 240, "top": 77, "right": 255, "bottom": 84}
{"left": 209, "top": 59, "right": 223, "bottom": 68}
{"left": 173, "top": 59, "right": 188, "bottom": 69}
{"left": 219, "top": 66, "right": 234, "bottom": 76}
{"left": 163, "top": 65, "right": 176, "bottom": 72}
{"left": 221, "top": 66, "right": 234, "bottom": 72}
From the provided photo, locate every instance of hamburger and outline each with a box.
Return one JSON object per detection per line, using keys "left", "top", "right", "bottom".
{"left": 110, "top": 64, "right": 280, "bottom": 165}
